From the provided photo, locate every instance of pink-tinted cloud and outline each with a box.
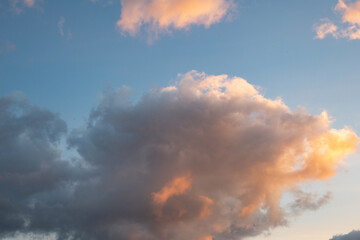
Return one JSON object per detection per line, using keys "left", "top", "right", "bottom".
{"left": 314, "top": 19, "right": 339, "bottom": 39}
{"left": 23, "top": 0, "right": 35, "bottom": 7}
{"left": 10, "top": 0, "right": 37, "bottom": 14}
{"left": 0, "top": 41, "right": 16, "bottom": 55}
{"left": 315, "top": 0, "right": 360, "bottom": 39}
{"left": 116, "top": 0, "right": 235, "bottom": 39}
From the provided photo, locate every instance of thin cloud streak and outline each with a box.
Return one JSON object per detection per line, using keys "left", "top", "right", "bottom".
{"left": 58, "top": 17, "right": 72, "bottom": 39}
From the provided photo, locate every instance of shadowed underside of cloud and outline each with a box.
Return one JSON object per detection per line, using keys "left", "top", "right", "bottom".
{"left": 315, "top": 0, "right": 360, "bottom": 40}
{"left": 0, "top": 71, "right": 358, "bottom": 240}
{"left": 116, "top": 0, "right": 235, "bottom": 40}
{"left": 330, "top": 230, "right": 360, "bottom": 240}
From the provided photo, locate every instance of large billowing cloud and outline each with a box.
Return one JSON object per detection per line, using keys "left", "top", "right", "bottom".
{"left": 0, "top": 71, "right": 358, "bottom": 240}
{"left": 330, "top": 230, "right": 360, "bottom": 240}
{"left": 116, "top": 0, "right": 235, "bottom": 39}
{"left": 315, "top": 0, "right": 360, "bottom": 40}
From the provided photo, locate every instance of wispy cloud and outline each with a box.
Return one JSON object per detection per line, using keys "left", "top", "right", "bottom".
{"left": 0, "top": 71, "right": 358, "bottom": 240}
{"left": 23, "top": 0, "right": 34, "bottom": 7}
{"left": 0, "top": 41, "right": 16, "bottom": 55}
{"left": 58, "top": 16, "right": 72, "bottom": 39}
{"left": 9, "top": 0, "right": 37, "bottom": 14}
{"left": 290, "top": 190, "right": 332, "bottom": 215}
{"left": 117, "top": 0, "right": 235, "bottom": 41}
{"left": 315, "top": 0, "right": 360, "bottom": 40}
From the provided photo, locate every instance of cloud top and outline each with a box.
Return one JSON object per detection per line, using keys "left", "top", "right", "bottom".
{"left": 116, "top": 0, "right": 235, "bottom": 39}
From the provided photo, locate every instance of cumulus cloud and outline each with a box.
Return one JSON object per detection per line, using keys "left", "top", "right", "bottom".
{"left": 116, "top": 0, "right": 235, "bottom": 40}
{"left": 315, "top": 0, "right": 360, "bottom": 40}
{"left": 0, "top": 71, "right": 359, "bottom": 240}
{"left": 330, "top": 230, "right": 360, "bottom": 240}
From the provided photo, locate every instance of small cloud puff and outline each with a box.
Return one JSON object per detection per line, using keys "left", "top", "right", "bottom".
{"left": 315, "top": 0, "right": 360, "bottom": 40}
{"left": 117, "top": 0, "right": 235, "bottom": 41}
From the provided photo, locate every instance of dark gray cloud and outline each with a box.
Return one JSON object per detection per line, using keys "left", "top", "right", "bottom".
{"left": 0, "top": 92, "right": 77, "bottom": 239}
{"left": 330, "top": 230, "right": 360, "bottom": 240}
{"left": 0, "top": 71, "right": 358, "bottom": 240}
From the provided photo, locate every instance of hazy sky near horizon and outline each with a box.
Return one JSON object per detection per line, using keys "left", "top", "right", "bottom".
{"left": 1, "top": 1, "right": 360, "bottom": 240}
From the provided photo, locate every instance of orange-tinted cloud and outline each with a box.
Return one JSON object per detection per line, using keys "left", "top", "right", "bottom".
{"left": 197, "top": 236, "right": 213, "bottom": 240}
{"left": 315, "top": 0, "right": 360, "bottom": 39}
{"left": 116, "top": 0, "right": 235, "bottom": 39}
{"left": 153, "top": 175, "right": 192, "bottom": 205}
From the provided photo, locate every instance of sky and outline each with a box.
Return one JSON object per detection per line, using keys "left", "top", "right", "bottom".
{"left": 1, "top": 0, "right": 360, "bottom": 240}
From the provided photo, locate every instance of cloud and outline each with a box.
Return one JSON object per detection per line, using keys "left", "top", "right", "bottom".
{"left": 315, "top": 0, "right": 360, "bottom": 40}
{"left": 330, "top": 230, "right": 360, "bottom": 240}
{"left": 116, "top": 0, "right": 235, "bottom": 40}
{"left": 0, "top": 92, "right": 79, "bottom": 238}
{"left": 314, "top": 19, "right": 339, "bottom": 39}
{"left": 58, "top": 17, "right": 72, "bottom": 40}
{"left": 290, "top": 190, "right": 332, "bottom": 215}
{"left": 23, "top": 0, "right": 34, "bottom": 7}
{"left": 0, "top": 41, "right": 16, "bottom": 55}
{"left": 9, "top": 0, "right": 37, "bottom": 14}
{"left": 0, "top": 71, "right": 359, "bottom": 240}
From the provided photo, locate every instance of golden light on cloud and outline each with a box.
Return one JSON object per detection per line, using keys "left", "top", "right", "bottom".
{"left": 117, "top": 0, "right": 235, "bottom": 39}
{"left": 152, "top": 175, "right": 192, "bottom": 205}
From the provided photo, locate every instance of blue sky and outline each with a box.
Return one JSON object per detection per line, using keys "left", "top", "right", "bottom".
{"left": 1, "top": 1, "right": 360, "bottom": 240}
{"left": 3, "top": 0, "right": 360, "bottom": 129}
